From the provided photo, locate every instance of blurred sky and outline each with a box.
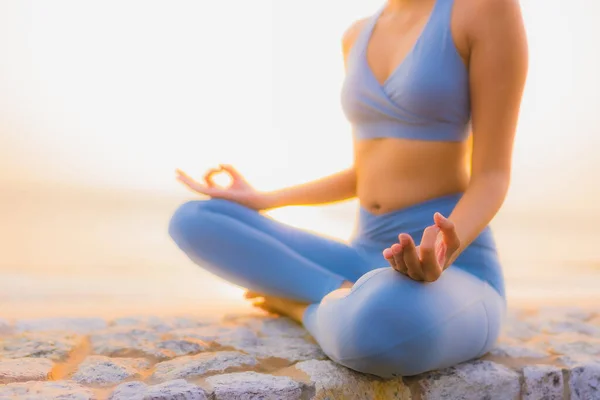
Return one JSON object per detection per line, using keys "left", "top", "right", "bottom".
{"left": 0, "top": 0, "right": 598, "bottom": 212}
{"left": 0, "top": 1, "right": 599, "bottom": 315}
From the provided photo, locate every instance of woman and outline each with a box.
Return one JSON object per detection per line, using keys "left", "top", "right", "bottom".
{"left": 169, "top": 0, "right": 528, "bottom": 378}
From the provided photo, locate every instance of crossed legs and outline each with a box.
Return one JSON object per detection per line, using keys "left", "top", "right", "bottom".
{"left": 168, "top": 199, "right": 503, "bottom": 378}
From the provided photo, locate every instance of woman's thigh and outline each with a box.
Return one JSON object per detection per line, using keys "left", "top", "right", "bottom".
{"left": 303, "top": 267, "right": 505, "bottom": 377}
{"left": 175, "top": 199, "right": 374, "bottom": 281}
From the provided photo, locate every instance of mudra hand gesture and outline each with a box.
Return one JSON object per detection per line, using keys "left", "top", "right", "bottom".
{"left": 383, "top": 212, "right": 460, "bottom": 282}
{"left": 175, "top": 165, "right": 269, "bottom": 211}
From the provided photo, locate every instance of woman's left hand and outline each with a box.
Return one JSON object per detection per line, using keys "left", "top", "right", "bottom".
{"left": 382, "top": 212, "right": 461, "bottom": 282}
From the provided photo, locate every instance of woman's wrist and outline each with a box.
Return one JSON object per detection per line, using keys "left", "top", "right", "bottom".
{"left": 260, "top": 190, "right": 286, "bottom": 210}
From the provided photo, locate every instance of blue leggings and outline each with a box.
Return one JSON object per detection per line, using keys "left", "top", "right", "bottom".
{"left": 168, "top": 197, "right": 506, "bottom": 377}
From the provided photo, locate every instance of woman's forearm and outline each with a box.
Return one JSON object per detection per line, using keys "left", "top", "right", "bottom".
{"left": 445, "top": 172, "right": 510, "bottom": 266}
{"left": 262, "top": 167, "right": 357, "bottom": 209}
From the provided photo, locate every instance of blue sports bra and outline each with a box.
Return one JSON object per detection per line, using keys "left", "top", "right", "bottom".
{"left": 341, "top": 0, "right": 471, "bottom": 142}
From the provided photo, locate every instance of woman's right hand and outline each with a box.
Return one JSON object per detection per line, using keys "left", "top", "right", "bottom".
{"left": 176, "top": 164, "right": 272, "bottom": 211}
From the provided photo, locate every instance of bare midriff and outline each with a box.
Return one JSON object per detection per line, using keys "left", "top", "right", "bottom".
{"left": 354, "top": 138, "right": 471, "bottom": 215}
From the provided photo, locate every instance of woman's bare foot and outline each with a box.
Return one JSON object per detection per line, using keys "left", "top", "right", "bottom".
{"left": 243, "top": 281, "right": 353, "bottom": 323}
{"left": 244, "top": 290, "right": 308, "bottom": 323}
{"left": 243, "top": 291, "right": 262, "bottom": 300}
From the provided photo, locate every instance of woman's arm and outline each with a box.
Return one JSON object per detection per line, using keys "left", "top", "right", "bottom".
{"left": 176, "top": 165, "right": 356, "bottom": 211}
{"left": 263, "top": 167, "right": 357, "bottom": 209}
{"left": 383, "top": 0, "right": 528, "bottom": 281}
{"left": 445, "top": 0, "right": 528, "bottom": 265}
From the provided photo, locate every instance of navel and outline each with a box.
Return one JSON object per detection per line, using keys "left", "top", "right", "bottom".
{"left": 369, "top": 203, "right": 382, "bottom": 213}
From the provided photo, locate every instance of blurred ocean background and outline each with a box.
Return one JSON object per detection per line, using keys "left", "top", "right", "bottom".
{"left": 1, "top": 0, "right": 599, "bottom": 317}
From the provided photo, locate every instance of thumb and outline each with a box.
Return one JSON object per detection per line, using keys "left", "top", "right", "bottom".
{"left": 434, "top": 212, "right": 460, "bottom": 249}
{"left": 434, "top": 212, "right": 453, "bottom": 233}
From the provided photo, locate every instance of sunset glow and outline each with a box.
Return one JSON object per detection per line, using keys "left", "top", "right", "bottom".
{"left": 1, "top": 1, "right": 599, "bottom": 316}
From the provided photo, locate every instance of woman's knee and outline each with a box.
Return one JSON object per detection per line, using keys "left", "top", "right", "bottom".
{"left": 169, "top": 199, "right": 257, "bottom": 244}
{"left": 169, "top": 201, "right": 201, "bottom": 245}
{"left": 168, "top": 200, "right": 225, "bottom": 245}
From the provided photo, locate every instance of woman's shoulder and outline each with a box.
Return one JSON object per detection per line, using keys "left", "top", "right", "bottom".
{"left": 453, "top": 0, "right": 524, "bottom": 39}
{"left": 342, "top": 17, "right": 370, "bottom": 62}
{"left": 451, "top": 0, "right": 525, "bottom": 62}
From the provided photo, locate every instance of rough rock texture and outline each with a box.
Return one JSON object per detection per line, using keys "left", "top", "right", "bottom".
{"left": 0, "top": 332, "right": 82, "bottom": 361}
{"left": 15, "top": 318, "right": 107, "bottom": 334}
{"left": 110, "top": 316, "right": 214, "bottom": 332}
{"left": 170, "top": 325, "right": 259, "bottom": 348}
{"left": 295, "top": 359, "right": 411, "bottom": 400}
{"left": 0, "top": 307, "right": 599, "bottom": 399}
{"left": 411, "top": 360, "right": 521, "bottom": 400}
{"left": 233, "top": 336, "right": 326, "bottom": 363}
{"left": 0, "top": 358, "right": 54, "bottom": 384}
{"left": 90, "top": 326, "right": 207, "bottom": 360}
{"left": 110, "top": 379, "right": 208, "bottom": 400}
{"left": 488, "top": 342, "right": 549, "bottom": 359}
{"left": 567, "top": 360, "right": 600, "bottom": 400}
{"left": 72, "top": 355, "right": 150, "bottom": 386}
{"left": 205, "top": 372, "right": 303, "bottom": 400}
{"left": 224, "top": 314, "right": 309, "bottom": 338}
{"left": 151, "top": 351, "right": 258, "bottom": 382}
{"left": 522, "top": 365, "right": 564, "bottom": 400}
{"left": 170, "top": 319, "right": 325, "bottom": 362}
{"left": 0, "top": 381, "right": 94, "bottom": 400}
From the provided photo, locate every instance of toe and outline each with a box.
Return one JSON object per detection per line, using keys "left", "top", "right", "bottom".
{"left": 244, "top": 290, "right": 262, "bottom": 299}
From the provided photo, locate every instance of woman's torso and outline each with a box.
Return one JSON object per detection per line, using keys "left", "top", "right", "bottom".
{"left": 355, "top": 139, "right": 470, "bottom": 214}
{"left": 342, "top": 0, "right": 472, "bottom": 214}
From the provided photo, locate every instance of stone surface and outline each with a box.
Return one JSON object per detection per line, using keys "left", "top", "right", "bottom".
{"left": 206, "top": 372, "right": 303, "bottom": 400}
{"left": 0, "top": 358, "right": 54, "bottom": 384}
{"left": 567, "top": 360, "right": 600, "bottom": 400}
{"left": 151, "top": 351, "right": 258, "bottom": 382}
{"left": 225, "top": 314, "right": 308, "bottom": 338}
{"left": 234, "top": 336, "right": 326, "bottom": 363}
{"left": 155, "top": 339, "right": 209, "bottom": 357}
{"left": 537, "top": 306, "right": 596, "bottom": 322}
{"left": 0, "top": 332, "right": 82, "bottom": 361}
{"left": 488, "top": 342, "right": 549, "bottom": 359}
{"left": 412, "top": 360, "right": 521, "bottom": 400}
{"left": 522, "top": 365, "right": 564, "bottom": 400}
{"left": 170, "top": 325, "right": 258, "bottom": 348}
{"left": 549, "top": 338, "right": 600, "bottom": 357}
{"left": 110, "top": 316, "right": 213, "bottom": 332}
{"left": 172, "top": 323, "right": 323, "bottom": 362}
{"left": 15, "top": 318, "right": 107, "bottom": 334}
{"left": 539, "top": 320, "right": 600, "bottom": 336}
{"left": 558, "top": 354, "right": 599, "bottom": 368}
{"left": 502, "top": 320, "right": 541, "bottom": 342}
{"left": 295, "top": 359, "right": 410, "bottom": 400}
{"left": 90, "top": 326, "right": 161, "bottom": 358}
{"left": 91, "top": 326, "right": 206, "bottom": 360}
{"left": 2, "top": 307, "right": 600, "bottom": 398}
{"left": 110, "top": 379, "right": 208, "bottom": 400}
{"left": 72, "top": 355, "right": 150, "bottom": 386}
{"left": 0, "top": 381, "right": 94, "bottom": 400}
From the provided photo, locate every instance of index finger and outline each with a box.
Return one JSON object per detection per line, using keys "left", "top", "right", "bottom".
{"left": 176, "top": 170, "right": 216, "bottom": 196}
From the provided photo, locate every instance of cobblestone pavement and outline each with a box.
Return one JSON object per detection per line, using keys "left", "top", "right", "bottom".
{"left": 1, "top": 307, "right": 599, "bottom": 399}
